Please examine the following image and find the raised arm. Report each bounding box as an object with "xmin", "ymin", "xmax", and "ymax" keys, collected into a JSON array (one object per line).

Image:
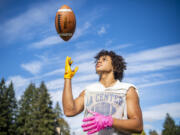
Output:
[{"xmin": 62, "ymin": 56, "xmax": 84, "ymax": 117}]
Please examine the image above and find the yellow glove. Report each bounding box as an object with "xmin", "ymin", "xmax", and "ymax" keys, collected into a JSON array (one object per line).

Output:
[{"xmin": 64, "ymin": 56, "xmax": 78, "ymax": 79}]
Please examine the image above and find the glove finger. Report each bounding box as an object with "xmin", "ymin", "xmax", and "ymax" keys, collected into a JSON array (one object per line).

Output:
[
  {"xmin": 87, "ymin": 128, "xmax": 98, "ymax": 135},
  {"xmin": 88, "ymin": 110, "xmax": 98, "ymax": 116},
  {"xmin": 65, "ymin": 56, "xmax": 72, "ymax": 65},
  {"xmin": 73, "ymin": 66, "xmax": 78, "ymax": 73},
  {"xmin": 70, "ymin": 60, "xmax": 73, "ymax": 65},
  {"xmin": 71, "ymin": 67, "xmax": 78, "ymax": 77},
  {"xmin": 83, "ymin": 116, "xmax": 95, "ymax": 122},
  {"xmin": 65, "ymin": 56, "xmax": 69, "ymax": 64},
  {"xmin": 68, "ymin": 57, "xmax": 73, "ymax": 65},
  {"xmin": 82, "ymin": 121, "xmax": 96, "ymax": 128},
  {"xmin": 83, "ymin": 124, "xmax": 97, "ymax": 132}
]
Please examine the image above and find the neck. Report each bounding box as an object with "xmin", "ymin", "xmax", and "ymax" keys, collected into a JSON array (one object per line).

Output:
[{"xmin": 99, "ymin": 72, "xmax": 116, "ymax": 88}]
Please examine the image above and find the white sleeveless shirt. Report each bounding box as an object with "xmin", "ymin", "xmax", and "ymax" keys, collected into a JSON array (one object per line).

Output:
[{"xmin": 84, "ymin": 80, "xmax": 138, "ymax": 135}]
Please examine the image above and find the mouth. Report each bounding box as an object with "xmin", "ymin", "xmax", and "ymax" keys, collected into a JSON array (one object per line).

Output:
[{"xmin": 96, "ymin": 64, "xmax": 102, "ymax": 68}]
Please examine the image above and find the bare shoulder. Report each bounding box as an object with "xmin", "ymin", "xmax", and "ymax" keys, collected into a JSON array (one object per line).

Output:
[
  {"xmin": 126, "ymin": 86, "xmax": 139, "ymax": 101},
  {"xmin": 79, "ymin": 90, "xmax": 85, "ymax": 97},
  {"xmin": 75, "ymin": 90, "xmax": 85, "ymax": 103}
]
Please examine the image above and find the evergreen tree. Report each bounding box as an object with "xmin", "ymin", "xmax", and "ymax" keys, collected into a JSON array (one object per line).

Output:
[
  {"xmin": 175, "ymin": 125, "xmax": 180, "ymax": 135},
  {"xmin": 36, "ymin": 82, "xmax": 56, "ymax": 135},
  {"xmin": 162, "ymin": 113, "xmax": 176, "ymax": 135},
  {"xmin": 0, "ymin": 78, "xmax": 8, "ymax": 135},
  {"xmin": 54, "ymin": 102, "xmax": 70, "ymax": 135},
  {"xmin": 17, "ymin": 81, "xmax": 70, "ymax": 135},
  {"xmin": 0, "ymin": 78, "xmax": 17, "ymax": 135},
  {"xmin": 54, "ymin": 102, "xmax": 63, "ymax": 118},
  {"xmin": 56, "ymin": 118, "xmax": 70, "ymax": 135},
  {"xmin": 149, "ymin": 129, "xmax": 158, "ymax": 135},
  {"xmin": 5, "ymin": 81, "xmax": 18, "ymax": 134},
  {"xmin": 17, "ymin": 83, "xmax": 36, "ymax": 135}
]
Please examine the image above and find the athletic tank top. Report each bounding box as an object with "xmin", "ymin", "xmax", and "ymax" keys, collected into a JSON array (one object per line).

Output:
[{"xmin": 84, "ymin": 80, "xmax": 138, "ymax": 135}]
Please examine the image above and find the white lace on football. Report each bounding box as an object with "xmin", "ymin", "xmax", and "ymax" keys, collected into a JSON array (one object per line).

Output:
[{"xmin": 58, "ymin": 9, "xmax": 72, "ymax": 12}]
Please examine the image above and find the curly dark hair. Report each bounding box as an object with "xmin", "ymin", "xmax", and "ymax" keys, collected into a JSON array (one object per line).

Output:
[{"xmin": 94, "ymin": 50, "xmax": 126, "ymax": 81}]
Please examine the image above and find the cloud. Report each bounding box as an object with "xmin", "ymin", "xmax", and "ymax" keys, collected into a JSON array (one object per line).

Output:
[
  {"xmin": 73, "ymin": 44, "xmax": 133, "ymax": 63},
  {"xmin": 0, "ymin": 0, "xmax": 87, "ymax": 42},
  {"xmin": 46, "ymin": 78, "xmax": 64, "ymax": 90},
  {"xmin": 138, "ymin": 78, "xmax": 180, "ymax": 88},
  {"xmin": 49, "ymin": 90, "xmax": 62, "ymax": 104},
  {"xmin": 42, "ymin": 68, "xmax": 64, "ymax": 77},
  {"xmin": 126, "ymin": 43, "xmax": 180, "ymax": 63},
  {"xmin": 20, "ymin": 54, "xmax": 63, "ymax": 76},
  {"xmin": 127, "ymin": 58, "xmax": 180, "ymax": 74},
  {"xmin": 124, "ymin": 73, "xmax": 164, "ymax": 85},
  {"xmin": 97, "ymin": 26, "xmax": 106, "ymax": 35},
  {"xmin": 6, "ymin": 76, "xmax": 30, "ymax": 99},
  {"xmin": 143, "ymin": 102, "xmax": 180, "ymax": 122},
  {"xmin": 73, "ymin": 50, "xmax": 100, "ymax": 62},
  {"xmin": 76, "ymin": 61, "xmax": 96, "ymax": 74},
  {"xmin": 21, "ymin": 61, "xmax": 43, "ymax": 75},
  {"xmin": 126, "ymin": 44, "xmax": 180, "ymax": 74},
  {"xmin": 111, "ymin": 44, "xmax": 133, "ymax": 51},
  {"xmin": 74, "ymin": 74, "xmax": 98, "ymax": 83},
  {"xmin": 74, "ymin": 40, "xmax": 95, "ymax": 49},
  {"xmin": 65, "ymin": 114, "xmax": 84, "ymax": 134},
  {"xmin": 72, "ymin": 22, "xmax": 91, "ymax": 40},
  {"xmin": 30, "ymin": 35, "xmax": 63, "ymax": 49},
  {"xmin": 29, "ymin": 18, "xmax": 95, "ymax": 49},
  {"xmin": 0, "ymin": 1, "xmax": 60, "ymax": 41},
  {"xmin": 7, "ymin": 75, "xmax": 29, "ymax": 89}
]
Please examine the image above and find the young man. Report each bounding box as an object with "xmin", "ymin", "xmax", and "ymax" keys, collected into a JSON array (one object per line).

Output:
[{"xmin": 62, "ymin": 50, "xmax": 143, "ymax": 135}]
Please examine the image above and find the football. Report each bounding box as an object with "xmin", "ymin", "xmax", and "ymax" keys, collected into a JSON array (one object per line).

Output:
[{"xmin": 55, "ymin": 5, "xmax": 76, "ymax": 41}]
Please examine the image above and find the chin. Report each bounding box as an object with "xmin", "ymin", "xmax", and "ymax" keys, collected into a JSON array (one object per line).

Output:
[
  {"xmin": 96, "ymin": 70, "xmax": 101, "ymax": 75},
  {"xmin": 96, "ymin": 70, "xmax": 106, "ymax": 75}
]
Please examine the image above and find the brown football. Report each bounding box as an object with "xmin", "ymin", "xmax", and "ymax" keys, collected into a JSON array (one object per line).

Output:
[{"xmin": 55, "ymin": 5, "xmax": 76, "ymax": 41}]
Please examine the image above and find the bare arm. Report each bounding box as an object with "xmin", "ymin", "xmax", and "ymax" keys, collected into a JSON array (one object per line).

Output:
[
  {"xmin": 62, "ymin": 78, "xmax": 85, "ymax": 117},
  {"xmin": 112, "ymin": 87, "xmax": 143, "ymax": 133}
]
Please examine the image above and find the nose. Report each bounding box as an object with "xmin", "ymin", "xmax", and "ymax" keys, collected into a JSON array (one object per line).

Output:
[{"xmin": 97, "ymin": 59, "xmax": 102, "ymax": 64}]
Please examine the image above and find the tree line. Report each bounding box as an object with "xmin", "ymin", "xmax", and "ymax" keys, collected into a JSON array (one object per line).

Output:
[{"xmin": 0, "ymin": 78, "xmax": 70, "ymax": 135}]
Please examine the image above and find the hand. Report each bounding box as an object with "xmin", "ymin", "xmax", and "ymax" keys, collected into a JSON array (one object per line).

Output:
[
  {"xmin": 64, "ymin": 56, "xmax": 78, "ymax": 79},
  {"xmin": 81, "ymin": 110, "xmax": 113, "ymax": 135}
]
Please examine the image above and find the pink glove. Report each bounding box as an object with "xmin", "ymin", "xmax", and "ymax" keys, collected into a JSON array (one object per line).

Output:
[{"xmin": 81, "ymin": 111, "xmax": 113, "ymax": 135}]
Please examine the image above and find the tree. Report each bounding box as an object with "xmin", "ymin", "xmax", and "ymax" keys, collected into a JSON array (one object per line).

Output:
[
  {"xmin": 54, "ymin": 102, "xmax": 63, "ymax": 118},
  {"xmin": 17, "ymin": 83, "xmax": 36, "ymax": 135},
  {"xmin": 0, "ymin": 78, "xmax": 8, "ymax": 135},
  {"xmin": 56, "ymin": 118, "xmax": 70, "ymax": 135},
  {"xmin": 175, "ymin": 125, "xmax": 180, "ymax": 135},
  {"xmin": 54, "ymin": 102, "xmax": 70, "ymax": 135},
  {"xmin": 17, "ymin": 82, "xmax": 57, "ymax": 135},
  {"xmin": 149, "ymin": 129, "xmax": 158, "ymax": 135},
  {"xmin": 162, "ymin": 113, "xmax": 177, "ymax": 135},
  {"xmin": 5, "ymin": 81, "xmax": 18, "ymax": 134},
  {"xmin": 35, "ymin": 82, "xmax": 56, "ymax": 135},
  {"xmin": 0, "ymin": 78, "xmax": 17, "ymax": 135}
]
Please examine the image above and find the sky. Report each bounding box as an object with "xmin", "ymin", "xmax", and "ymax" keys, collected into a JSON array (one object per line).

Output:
[{"xmin": 0, "ymin": 0, "xmax": 180, "ymax": 134}]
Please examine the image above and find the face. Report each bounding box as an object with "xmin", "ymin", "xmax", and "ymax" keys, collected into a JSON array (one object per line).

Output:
[{"xmin": 96, "ymin": 55, "xmax": 114, "ymax": 74}]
